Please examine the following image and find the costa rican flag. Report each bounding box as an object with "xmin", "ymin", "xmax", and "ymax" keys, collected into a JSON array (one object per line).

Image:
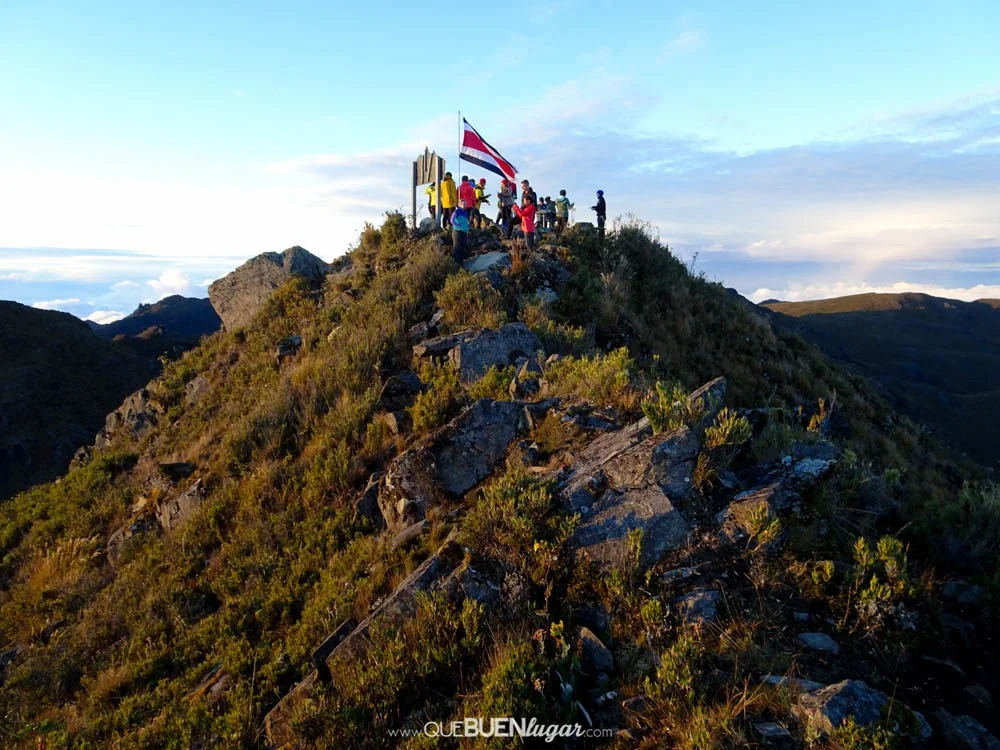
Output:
[{"xmin": 460, "ymin": 119, "xmax": 518, "ymax": 182}]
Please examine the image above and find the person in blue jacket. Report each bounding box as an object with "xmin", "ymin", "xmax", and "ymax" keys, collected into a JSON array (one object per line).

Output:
[{"xmin": 451, "ymin": 199, "xmax": 471, "ymax": 263}]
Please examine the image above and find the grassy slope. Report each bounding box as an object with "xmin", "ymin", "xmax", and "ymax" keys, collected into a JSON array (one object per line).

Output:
[{"xmin": 0, "ymin": 218, "xmax": 991, "ymax": 748}]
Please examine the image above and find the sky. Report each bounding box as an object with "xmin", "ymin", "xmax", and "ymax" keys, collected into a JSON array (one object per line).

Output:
[{"xmin": 1, "ymin": 1, "xmax": 999, "ymax": 323}]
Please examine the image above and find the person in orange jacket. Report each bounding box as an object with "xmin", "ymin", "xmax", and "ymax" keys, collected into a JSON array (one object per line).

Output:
[{"xmin": 512, "ymin": 193, "xmax": 538, "ymax": 251}]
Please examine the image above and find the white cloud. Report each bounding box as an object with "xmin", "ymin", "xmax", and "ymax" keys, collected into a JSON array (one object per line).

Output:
[
  {"xmin": 661, "ymin": 27, "xmax": 703, "ymax": 60},
  {"xmin": 749, "ymin": 281, "xmax": 1000, "ymax": 304},
  {"xmin": 86, "ymin": 309, "xmax": 125, "ymax": 324},
  {"xmin": 145, "ymin": 269, "xmax": 197, "ymax": 299},
  {"xmin": 32, "ymin": 297, "xmax": 82, "ymax": 310}
]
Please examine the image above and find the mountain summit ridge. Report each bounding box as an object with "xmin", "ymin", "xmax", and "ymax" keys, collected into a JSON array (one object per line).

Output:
[{"xmin": 0, "ymin": 217, "xmax": 995, "ymax": 747}]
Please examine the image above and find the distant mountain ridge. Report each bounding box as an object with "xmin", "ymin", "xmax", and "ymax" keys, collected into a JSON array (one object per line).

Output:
[
  {"xmin": 0, "ymin": 301, "xmax": 155, "ymax": 500},
  {"xmin": 90, "ymin": 295, "xmax": 221, "ymax": 342},
  {"xmin": 762, "ymin": 292, "xmax": 1000, "ymax": 467}
]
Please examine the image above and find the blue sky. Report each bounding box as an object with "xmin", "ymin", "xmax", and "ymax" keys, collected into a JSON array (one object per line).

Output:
[{"xmin": 2, "ymin": 0, "xmax": 999, "ymax": 322}]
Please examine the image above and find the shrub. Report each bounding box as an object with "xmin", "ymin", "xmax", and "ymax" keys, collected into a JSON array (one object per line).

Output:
[
  {"xmin": 544, "ymin": 347, "xmax": 638, "ymax": 412},
  {"xmin": 693, "ymin": 409, "xmax": 752, "ymax": 492},
  {"xmin": 643, "ymin": 380, "xmax": 698, "ymax": 434},
  {"xmin": 461, "ymin": 469, "xmax": 576, "ymax": 606},
  {"xmin": 467, "ymin": 365, "xmax": 515, "ymax": 401},
  {"xmin": 409, "ymin": 362, "xmax": 464, "ymax": 433},
  {"xmin": 434, "ymin": 271, "xmax": 507, "ymax": 330}
]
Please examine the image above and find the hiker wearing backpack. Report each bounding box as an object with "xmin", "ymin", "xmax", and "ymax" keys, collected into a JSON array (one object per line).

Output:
[
  {"xmin": 440, "ymin": 173, "xmax": 458, "ymax": 228},
  {"xmin": 555, "ymin": 190, "xmax": 574, "ymax": 235},
  {"xmin": 513, "ymin": 194, "xmax": 537, "ymax": 251}
]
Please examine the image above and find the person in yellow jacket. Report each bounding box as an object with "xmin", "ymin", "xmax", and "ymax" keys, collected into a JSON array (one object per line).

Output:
[
  {"xmin": 439, "ymin": 172, "xmax": 458, "ymax": 228},
  {"xmin": 424, "ymin": 182, "xmax": 437, "ymax": 219},
  {"xmin": 472, "ymin": 178, "xmax": 490, "ymax": 228}
]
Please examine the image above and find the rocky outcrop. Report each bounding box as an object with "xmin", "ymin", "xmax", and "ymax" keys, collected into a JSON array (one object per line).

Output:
[
  {"xmin": 556, "ymin": 378, "xmax": 726, "ymax": 570},
  {"xmin": 412, "ymin": 324, "xmax": 542, "ymax": 383},
  {"xmin": 94, "ymin": 388, "xmax": 162, "ymax": 450},
  {"xmin": 463, "ymin": 251, "xmax": 511, "ymax": 274},
  {"xmin": 156, "ymin": 479, "xmax": 205, "ymax": 533},
  {"xmin": 795, "ymin": 679, "xmax": 931, "ymax": 740},
  {"xmin": 208, "ymin": 246, "xmax": 329, "ymax": 330},
  {"xmin": 378, "ymin": 399, "xmax": 527, "ymax": 531},
  {"xmin": 675, "ymin": 589, "xmax": 722, "ymax": 626}
]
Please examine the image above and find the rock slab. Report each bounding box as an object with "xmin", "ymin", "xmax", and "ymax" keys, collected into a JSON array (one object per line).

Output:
[{"xmin": 208, "ymin": 246, "xmax": 328, "ymax": 330}]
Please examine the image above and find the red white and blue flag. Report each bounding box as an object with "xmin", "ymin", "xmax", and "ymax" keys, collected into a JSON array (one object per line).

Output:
[{"xmin": 460, "ymin": 119, "xmax": 517, "ymax": 182}]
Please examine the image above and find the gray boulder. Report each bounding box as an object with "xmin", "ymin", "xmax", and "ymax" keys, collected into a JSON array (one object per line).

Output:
[
  {"xmin": 687, "ymin": 376, "xmax": 728, "ymax": 432},
  {"xmin": 560, "ymin": 413, "xmax": 708, "ymax": 570},
  {"xmin": 448, "ymin": 323, "xmax": 542, "ymax": 382},
  {"xmin": 94, "ymin": 388, "xmax": 161, "ymax": 450},
  {"xmin": 675, "ymin": 589, "xmax": 722, "ymax": 626},
  {"xmin": 796, "ymin": 679, "xmax": 931, "ymax": 740},
  {"xmin": 353, "ymin": 472, "xmax": 385, "ymax": 529},
  {"xmin": 107, "ymin": 515, "xmax": 159, "ymax": 564},
  {"xmin": 184, "ymin": 374, "xmax": 211, "ymax": 406},
  {"xmin": 796, "ymin": 632, "xmax": 840, "ymax": 655},
  {"xmin": 156, "ymin": 479, "xmax": 205, "ymax": 533},
  {"xmin": 463, "ymin": 251, "xmax": 511, "ymax": 274},
  {"xmin": 208, "ymin": 246, "xmax": 328, "ymax": 330},
  {"xmin": 717, "ymin": 486, "xmax": 777, "ymax": 543},
  {"xmin": 577, "ymin": 626, "xmax": 614, "ymax": 674},
  {"xmin": 378, "ymin": 399, "xmax": 526, "ymax": 530},
  {"xmin": 434, "ymin": 399, "xmax": 527, "ymax": 495},
  {"xmin": 574, "ymin": 484, "xmax": 690, "ymax": 569}
]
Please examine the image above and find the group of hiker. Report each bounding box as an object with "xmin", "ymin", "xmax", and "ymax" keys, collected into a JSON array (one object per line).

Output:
[{"xmin": 425, "ymin": 172, "xmax": 607, "ymax": 262}]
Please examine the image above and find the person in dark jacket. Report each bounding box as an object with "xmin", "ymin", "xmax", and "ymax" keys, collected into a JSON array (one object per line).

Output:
[{"xmin": 591, "ymin": 189, "xmax": 606, "ymax": 236}]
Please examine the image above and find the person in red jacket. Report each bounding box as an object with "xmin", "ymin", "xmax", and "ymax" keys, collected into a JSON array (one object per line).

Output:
[
  {"xmin": 513, "ymin": 194, "xmax": 537, "ymax": 251},
  {"xmin": 458, "ymin": 176, "xmax": 477, "ymax": 219}
]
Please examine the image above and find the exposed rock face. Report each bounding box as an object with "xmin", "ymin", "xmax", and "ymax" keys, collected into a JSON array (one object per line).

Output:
[
  {"xmin": 106, "ymin": 515, "xmax": 159, "ymax": 564},
  {"xmin": 378, "ymin": 399, "xmax": 527, "ymax": 531},
  {"xmin": 796, "ymin": 632, "xmax": 840, "ymax": 655},
  {"xmin": 675, "ymin": 589, "xmax": 722, "ymax": 625},
  {"xmin": 156, "ymin": 479, "xmax": 205, "ymax": 533},
  {"xmin": 795, "ymin": 679, "xmax": 931, "ymax": 740},
  {"xmin": 553, "ymin": 378, "xmax": 726, "ymax": 570},
  {"xmin": 448, "ymin": 324, "xmax": 542, "ymax": 382},
  {"xmin": 575, "ymin": 484, "xmax": 691, "ymax": 570},
  {"xmin": 412, "ymin": 324, "xmax": 543, "ymax": 383},
  {"xmin": 208, "ymin": 246, "xmax": 329, "ymax": 330},
  {"xmin": 94, "ymin": 388, "xmax": 162, "ymax": 450},
  {"xmin": 577, "ymin": 626, "xmax": 614, "ymax": 674},
  {"xmin": 463, "ymin": 251, "xmax": 511, "ymax": 274}
]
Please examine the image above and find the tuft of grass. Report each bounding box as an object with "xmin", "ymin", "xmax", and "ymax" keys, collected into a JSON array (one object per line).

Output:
[
  {"xmin": 434, "ymin": 271, "xmax": 507, "ymax": 330},
  {"xmin": 544, "ymin": 347, "xmax": 639, "ymax": 412},
  {"xmin": 642, "ymin": 380, "xmax": 700, "ymax": 434},
  {"xmin": 467, "ymin": 365, "xmax": 515, "ymax": 402},
  {"xmin": 408, "ymin": 362, "xmax": 464, "ymax": 433}
]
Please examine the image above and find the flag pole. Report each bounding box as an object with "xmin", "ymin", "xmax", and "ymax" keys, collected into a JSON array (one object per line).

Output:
[{"xmin": 457, "ymin": 110, "xmax": 461, "ymax": 181}]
